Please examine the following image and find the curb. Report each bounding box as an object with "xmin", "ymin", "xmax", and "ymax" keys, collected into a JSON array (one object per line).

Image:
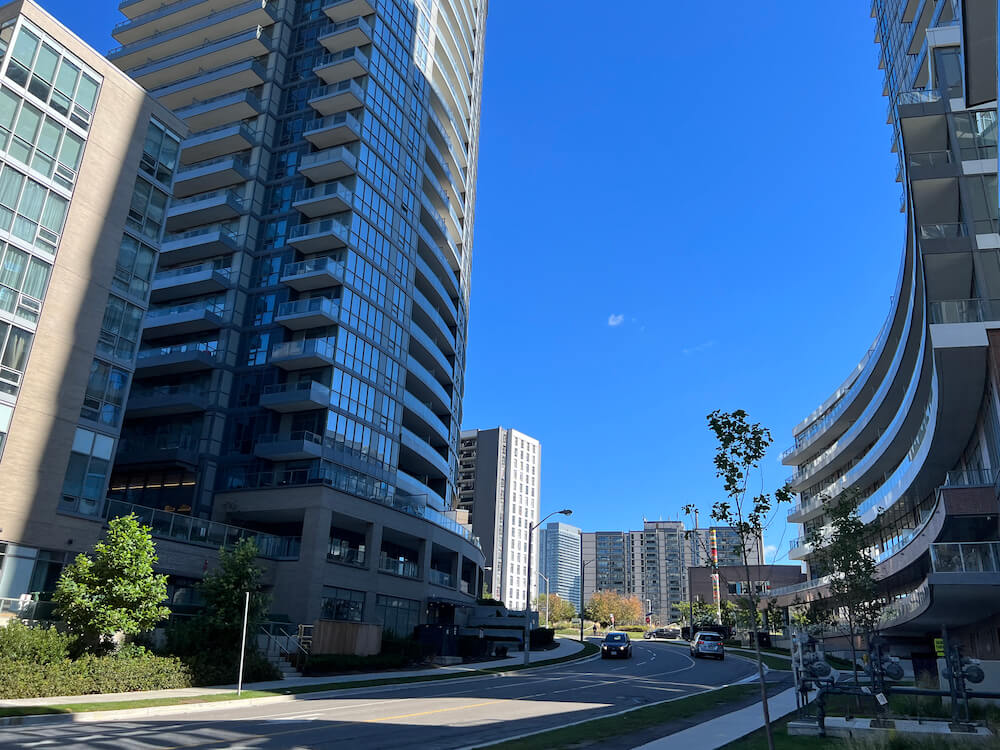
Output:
[{"xmin": 0, "ymin": 639, "xmax": 593, "ymax": 729}]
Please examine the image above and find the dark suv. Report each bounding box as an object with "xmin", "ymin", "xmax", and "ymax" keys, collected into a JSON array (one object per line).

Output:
[{"xmin": 601, "ymin": 631, "xmax": 632, "ymax": 659}]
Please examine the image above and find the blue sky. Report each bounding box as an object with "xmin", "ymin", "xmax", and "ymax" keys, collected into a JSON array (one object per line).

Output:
[{"xmin": 50, "ymin": 1, "xmax": 902, "ymax": 567}]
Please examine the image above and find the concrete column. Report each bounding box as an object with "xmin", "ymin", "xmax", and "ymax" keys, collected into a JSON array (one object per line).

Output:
[
  {"xmin": 290, "ymin": 505, "xmax": 332, "ymax": 625},
  {"xmin": 421, "ymin": 538, "xmax": 433, "ymax": 582},
  {"xmin": 367, "ymin": 521, "xmax": 383, "ymax": 572}
]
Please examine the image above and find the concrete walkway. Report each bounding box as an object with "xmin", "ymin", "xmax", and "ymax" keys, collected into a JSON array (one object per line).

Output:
[
  {"xmin": 0, "ymin": 636, "xmax": 586, "ymax": 709},
  {"xmin": 632, "ymin": 687, "xmax": 800, "ymax": 750}
]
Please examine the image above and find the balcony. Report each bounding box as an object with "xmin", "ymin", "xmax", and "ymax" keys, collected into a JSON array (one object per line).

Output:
[
  {"xmin": 260, "ymin": 380, "xmax": 331, "ymax": 412},
  {"xmin": 411, "ymin": 287, "xmax": 454, "ymax": 355},
  {"xmin": 429, "ymin": 569, "xmax": 455, "ymax": 588},
  {"xmin": 328, "ymin": 541, "xmax": 366, "ymax": 567},
  {"xmin": 313, "ymin": 47, "xmax": 369, "ymax": 86},
  {"xmin": 104, "ymin": 499, "xmax": 299, "ymax": 560},
  {"xmin": 409, "ymin": 319, "xmax": 453, "ymax": 378},
  {"xmin": 159, "ymin": 227, "xmax": 242, "ymax": 265},
  {"xmin": 288, "ymin": 217, "xmax": 350, "ymax": 253},
  {"xmin": 293, "ymin": 181, "xmax": 353, "ymax": 218},
  {"xmin": 906, "ymin": 149, "xmax": 957, "ymax": 179},
  {"xmin": 275, "ymin": 296, "xmax": 340, "ymax": 330},
  {"xmin": 378, "ymin": 554, "xmax": 420, "ymax": 579},
  {"xmin": 299, "ymin": 145, "xmax": 357, "ymax": 183},
  {"xmin": 127, "ymin": 27, "xmax": 271, "ymax": 91},
  {"xmin": 318, "ymin": 17, "xmax": 373, "ymax": 53},
  {"xmin": 114, "ymin": 0, "xmax": 263, "ymax": 41},
  {"xmin": 929, "ymin": 298, "xmax": 1000, "ymax": 324},
  {"xmin": 403, "ymin": 389, "xmax": 450, "ymax": 446},
  {"xmin": 308, "ymin": 79, "xmax": 364, "ymax": 116},
  {"xmin": 115, "ymin": 438, "xmax": 199, "ymax": 468},
  {"xmin": 416, "ymin": 223, "xmax": 459, "ymax": 300},
  {"xmin": 405, "ymin": 355, "xmax": 452, "ymax": 416},
  {"xmin": 322, "ymin": 0, "xmax": 375, "ymax": 22},
  {"xmin": 174, "ymin": 156, "xmax": 249, "ymax": 198},
  {"xmin": 414, "ymin": 253, "xmax": 458, "ymax": 327},
  {"xmin": 280, "ymin": 256, "xmax": 346, "ymax": 291},
  {"xmin": 165, "ymin": 190, "xmax": 245, "ymax": 232},
  {"xmin": 150, "ymin": 263, "xmax": 231, "ymax": 303},
  {"xmin": 303, "ymin": 112, "xmax": 362, "ymax": 149},
  {"xmin": 135, "ymin": 342, "xmax": 219, "ymax": 375},
  {"xmin": 174, "ymin": 90, "xmax": 262, "ymax": 132},
  {"xmin": 151, "ymin": 59, "xmax": 266, "ymax": 112},
  {"xmin": 181, "ymin": 122, "xmax": 255, "ymax": 165},
  {"xmin": 270, "ymin": 338, "xmax": 337, "ymax": 370},
  {"xmin": 126, "ymin": 384, "xmax": 210, "ymax": 417},
  {"xmin": 254, "ymin": 431, "xmax": 325, "ymax": 461},
  {"xmin": 400, "ymin": 425, "xmax": 449, "ymax": 479},
  {"xmin": 143, "ymin": 301, "xmax": 226, "ymax": 337},
  {"xmin": 109, "ymin": 0, "xmax": 276, "ymax": 70}
]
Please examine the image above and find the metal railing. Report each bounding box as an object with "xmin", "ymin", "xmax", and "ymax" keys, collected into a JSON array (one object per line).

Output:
[
  {"xmin": 105, "ymin": 499, "xmax": 300, "ymax": 559},
  {"xmin": 429, "ymin": 569, "xmax": 454, "ymax": 587},
  {"xmin": 259, "ymin": 623, "xmax": 310, "ymax": 661},
  {"xmin": 378, "ymin": 555, "xmax": 420, "ymax": 578},
  {"xmin": 931, "ymin": 542, "xmax": 1000, "ymax": 573}
]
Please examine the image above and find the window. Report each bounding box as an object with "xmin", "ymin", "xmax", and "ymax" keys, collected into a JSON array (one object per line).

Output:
[
  {"xmin": 0, "ymin": 86, "xmax": 84, "ymax": 188},
  {"xmin": 933, "ymin": 46, "xmax": 963, "ymax": 99},
  {"xmin": 126, "ymin": 177, "xmax": 168, "ymax": 241},
  {"xmin": 0, "ymin": 318, "xmax": 31, "ymax": 394},
  {"xmin": 139, "ymin": 120, "xmax": 180, "ymax": 185},
  {"xmin": 0, "ymin": 162, "xmax": 68, "ymax": 252},
  {"xmin": 375, "ymin": 594, "xmax": 420, "ymax": 637},
  {"xmin": 4, "ymin": 24, "xmax": 101, "ymax": 130},
  {"xmin": 0, "ymin": 401, "xmax": 10, "ymax": 458},
  {"xmin": 81, "ymin": 358, "xmax": 129, "ymax": 427},
  {"xmin": 0, "ymin": 240, "xmax": 48, "ymax": 323},
  {"xmin": 111, "ymin": 233, "xmax": 155, "ymax": 301},
  {"xmin": 97, "ymin": 294, "xmax": 143, "ymax": 361},
  {"xmin": 59, "ymin": 426, "xmax": 114, "ymax": 516},
  {"xmin": 321, "ymin": 586, "xmax": 364, "ymax": 622}
]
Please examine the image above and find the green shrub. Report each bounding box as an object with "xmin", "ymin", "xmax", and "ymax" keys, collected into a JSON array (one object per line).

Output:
[
  {"xmin": 0, "ymin": 621, "xmax": 74, "ymax": 664},
  {"xmin": 302, "ymin": 652, "xmax": 409, "ymax": 676},
  {"xmin": 180, "ymin": 649, "xmax": 279, "ymax": 686},
  {"xmin": 0, "ymin": 646, "xmax": 192, "ymax": 699},
  {"xmin": 619, "ymin": 626, "xmax": 645, "ymax": 633},
  {"xmin": 529, "ymin": 627, "xmax": 554, "ymax": 648}
]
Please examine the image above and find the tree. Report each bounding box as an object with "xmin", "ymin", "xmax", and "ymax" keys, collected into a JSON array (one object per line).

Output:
[
  {"xmin": 806, "ymin": 496, "xmax": 882, "ymax": 685},
  {"xmin": 585, "ymin": 590, "xmax": 644, "ymax": 627},
  {"xmin": 677, "ymin": 599, "xmax": 718, "ymax": 628},
  {"xmin": 684, "ymin": 409, "xmax": 793, "ymax": 750},
  {"xmin": 54, "ymin": 514, "xmax": 170, "ymax": 651},
  {"xmin": 534, "ymin": 593, "xmax": 576, "ymax": 624},
  {"xmin": 197, "ymin": 538, "xmax": 270, "ymax": 645}
]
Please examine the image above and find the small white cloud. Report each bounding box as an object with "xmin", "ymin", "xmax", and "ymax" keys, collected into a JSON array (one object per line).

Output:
[
  {"xmin": 608, "ymin": 313, "xmax": 625, "ymax": 327},
  {"xmin": 763, "ymin": 544, "xmax": 778, "ymax": 563},
  {"xmin": 681, "ymin": 340, "xmax": 716, "ymax": 355}
]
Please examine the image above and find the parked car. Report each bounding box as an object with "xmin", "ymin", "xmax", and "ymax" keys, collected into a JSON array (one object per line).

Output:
[
  {"xmin": 601, "ymin": 631, "xmax": 632, "ymax": 659},
  {"xmin": 644, "ymin": 627, "xmax": 680, "ymax": 640},
  {"xmin": 690, "ymin": 631, "xmax": 725, "ymax": 660}
]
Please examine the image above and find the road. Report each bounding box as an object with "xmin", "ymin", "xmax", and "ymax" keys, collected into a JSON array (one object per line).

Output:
[{"xmin": 0, "ymin": 640, "xmax": 757, "ymax": 749}]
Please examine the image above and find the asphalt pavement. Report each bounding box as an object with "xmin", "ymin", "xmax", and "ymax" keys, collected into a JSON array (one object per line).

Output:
[{"xmin": 0, "ymin": 639, "xmax": 757, "ymax": 749}]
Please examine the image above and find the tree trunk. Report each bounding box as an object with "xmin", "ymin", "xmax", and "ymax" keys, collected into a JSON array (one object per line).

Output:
[
  {"xmin": 848, "ymin": 614, "xmax": 860, "ymax": 685},
  {"xmin": 744, "ymin": 562, "xmax": 774, "ymax": 750}
]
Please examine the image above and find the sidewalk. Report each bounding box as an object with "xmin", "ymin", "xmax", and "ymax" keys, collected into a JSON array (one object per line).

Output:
[
  {"xmin": 632, "ymin": 687, "xmax": 799, "ymax": 750},
  {"xmin": 0, "ymin": 636, "xmax": 587, "ymax": 709}
]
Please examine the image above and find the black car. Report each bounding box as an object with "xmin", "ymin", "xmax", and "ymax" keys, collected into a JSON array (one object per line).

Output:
[
  {"xmin": 644, "ymin": 627, "xmax": 679, "ymax": 640},
  {"xmin": 601, "ymin": 631, "xmax": 632, "ymax": 659}
]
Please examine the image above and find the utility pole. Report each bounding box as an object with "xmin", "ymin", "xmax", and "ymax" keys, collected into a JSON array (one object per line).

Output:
[
  {"xmin": 237, "ymin": 591, "xmax": 249, "ymax": 696},
  {"xmin": 524, "ymin": 509, "xmax": 572, "ymax": 665}
]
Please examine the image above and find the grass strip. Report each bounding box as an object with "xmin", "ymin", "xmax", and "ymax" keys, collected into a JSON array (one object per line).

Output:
[
  {"xmin": 0, "ymin": 640, "xmax": 599, "ymax": 718},
  {"xmin": 476, "ymin": 683, "xmax": 760, "ymax": 750}
]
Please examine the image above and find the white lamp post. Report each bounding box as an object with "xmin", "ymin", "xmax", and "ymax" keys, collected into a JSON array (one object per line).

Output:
[{"xmin": 524, "ymin": 509, "xmax": 572, "ymax": 665}]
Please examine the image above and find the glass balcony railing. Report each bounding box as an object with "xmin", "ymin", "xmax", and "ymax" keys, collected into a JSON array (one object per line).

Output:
[
  {"xmin": 129, "ymin": 384, "xmax": 208, "ymax": 401},
  {"xmin": 879, "ymin": 581, "xmax": 929, "ymax": 626},
  {"xmin": 270, "ymin": 337, "xmax": 337, "ymax": 361},
  {"xmin": 378, "ymin": 555, "xmax": 420, "ymax": 578},
  {"xmin": 277, "ymin": 296, "xmax": 340, "ymax": 319},
  {"xmin": 153, "ymin": 263, "xmax": 232, "ymax": 283},
  {"xmin": 162, "ymin": 226, "xmax": 240, "ymax": 245},
  {"xmin": 310, "ymin": 79, "xmax": 364, "ymax": 103},
  {"xmin": 176, "ymin": 154, "xmax": 249, "ymax": 177},
  {"xmin": 105, "ymin": 499, "xmax": 300, "ymax": 560},
  {"xmin": 929, "ymin": 298, "xmax": 1000, "ymax": 324},
  {"xmin": 305, "ymin": 111, "xmax": 361, "ymax": 137},
  {"xmin": 293, "ymin": 180, "xmax": 353, "ymax": 206},
  {"xmin": 146, "ymin": 300, "xmax": 226, "ymax": 321},
  {"xmin": 919, "ymin": 222, "xmax": 968, "ymax": 240},
  {"xmin": 931, "ymin": 542, "xmax": 1000, "ymax": 573},
  {"xmin": 289, "ymin": 218, "xmax": 351, "ymax": 243},
  {"xmin": 429, "ymin": 569, "xmax": 454, "ymax": 587},
  {"xmin": 169, "ymin": 189, "xmax": 245, "ymax": 210},
  {"xmin": 137, "ymin": 340, "xmax": 219, "ymax": 360},
  {"xmin": 315, "ymin": 47, "xmax": 369, "ymax": 71},
  {"xmin": 768, "ymin": 574, "xmax": 833, "ymax": 598},
  {"xmin": 907, "ymin": 150, "xmax": 953, "ymax": 168},
  {"xmin": 281, "ymin": 256, "xmax": 345, "ymax": 280},
  {"xmin": 897, "ymin": 88, "xmax": 942, "ymax": 106},
  {"xmin": 328, "ymin": 539, "xmax": 365, "ymax": 567}
]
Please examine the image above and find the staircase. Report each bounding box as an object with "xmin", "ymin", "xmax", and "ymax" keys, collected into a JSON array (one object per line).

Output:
[
  {"xmin": 265, "ymin": 653, "xmax": 301, "ymax": 679},
  {"xmin": 259, "ymin": 623, "xmax": 312, "ymax": 679}
]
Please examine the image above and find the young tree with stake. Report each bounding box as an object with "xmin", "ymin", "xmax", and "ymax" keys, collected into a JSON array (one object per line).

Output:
[{"xmin": 684, "ymin": 409, "xmax": 792, "ymax": 750}]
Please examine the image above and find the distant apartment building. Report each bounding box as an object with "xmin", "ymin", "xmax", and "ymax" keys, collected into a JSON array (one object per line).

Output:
[
  {"xmin": 538, "ymin": 520, "xmax": 581, "ymax": 609},
  {"xmin": 0, "ymin": 0, "xmax": 185, "ymax": 599},
  {"xmin": 582, "ymin": 520, "xmax": 763, "ymax": 623},
  {"xmin": 458, "ymin": 427, "xmax": 540, "ymax": 608}
]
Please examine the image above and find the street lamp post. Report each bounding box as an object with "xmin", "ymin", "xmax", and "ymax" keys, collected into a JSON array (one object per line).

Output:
[
  {"xmin": 580, "ymin": 554, "xmax": 593, "ymax": 643},
  {"xmin": 524, "ymin": 509, "xmax": 572, "ymax": 665},
  {"xmin": 538, "ymin": 572, "xmax": 550, "ymax": 627}
]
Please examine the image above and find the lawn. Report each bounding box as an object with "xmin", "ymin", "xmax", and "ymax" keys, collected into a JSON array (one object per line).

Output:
[
  {"xmin": 477, "ymin": 683, "xmax": 760, "ymax": 750},
  {"xmin": 0, "ymin": 641, "xmax": 599, "ymax": 719}
]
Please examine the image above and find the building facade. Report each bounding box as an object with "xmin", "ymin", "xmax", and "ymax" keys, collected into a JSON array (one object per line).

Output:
[
  {"xmin": 457, "ymin": 426, "xmax": 540, "ymax": 608},
  {"xmin": 581, "ymin": 521, "xmax": 759, "ymax": 624},
  {"xmin": 538, "ymin": 520, "xmax": 580, "ymax": 610},
  {"xmin": 0, "ymin": 0, "xmax": 185, "ymax": 600},
  {"xmin": 775, "ymin": 0, "xmax": 998, "ymax": 662}
]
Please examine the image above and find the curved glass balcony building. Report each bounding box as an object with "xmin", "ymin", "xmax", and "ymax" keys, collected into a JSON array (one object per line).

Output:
[{"xmin": 776, "ymin": 0, "xmax": 999, "ymax": 659}]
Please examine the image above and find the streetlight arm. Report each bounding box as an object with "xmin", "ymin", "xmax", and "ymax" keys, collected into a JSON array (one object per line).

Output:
[{"xmin": 525, "ymin": 509, "xmax": 572, "ymax": 665}]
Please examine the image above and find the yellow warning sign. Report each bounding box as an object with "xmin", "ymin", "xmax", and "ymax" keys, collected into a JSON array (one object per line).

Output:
[{"xmin": 934, "ymin": 638, "xmax": 945, "ymax": 657}]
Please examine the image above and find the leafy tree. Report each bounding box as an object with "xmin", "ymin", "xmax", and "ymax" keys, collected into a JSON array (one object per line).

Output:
[
  {"xmin": 197, "ymin": 538, "xmax": 270, "ymax": 644},
  {"xmin": 806, "ymin": 496, "xmax": 882, "ymax": 684},
  {"xmin": 676, "ymin": 599, "xmax": 718, "ymax": 628},
  {"xmin": 684, "ymin": 409, "xmax": 793, "ymax": 750},
  {"xmin": 534, "ymin": 593, "xmax": 576, "ymax": 624},
  {"xmin": 585, "ymin": 590, "xmax": 644, "ymax": 627},
  {"xmin": 54, "ymin": 514, "xmax": 170, "ymax": 651}
]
